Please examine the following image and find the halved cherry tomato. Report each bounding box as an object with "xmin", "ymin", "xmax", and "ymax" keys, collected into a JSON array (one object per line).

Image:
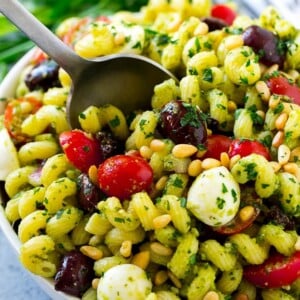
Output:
[
  {"xmin": 267, "ymin": 76, "xmax": 300, "ymax": 106},
  {"xmin": 59, "ymin": 129, "xmax": 103, "ymax": 173},
  {"xmin": 4, "ymin": 97, "xmax": 42, "ymax": 143},
  {"xmin": 98, "ymin": 154, "xmax": 153, "ymax": 199},
  {"xmin": 211, "ymin": 4, "xmax": 237, "ymax": 25},
  {"xmin": 244, "ymin": 251, "xmax": 300, "ymax": 288},
  {"xmin": 202, "ymin": 134, "xmax": 232, "ymax": 160},
  {"xmin": 31, "ymin": 48, "xmax": 48, "ymax": 64},
  {"xmin": 228, "ymin": 139, "xmax": 271, "ymax": 160}
]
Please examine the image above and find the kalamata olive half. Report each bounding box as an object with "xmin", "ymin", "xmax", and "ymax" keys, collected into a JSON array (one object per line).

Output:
[
  {"xmin": 158, "ymin": 100, "xmax": 207, "ymax": 146},
  {"xmin": 242, "ymin": 25, "xmax": 285, "ymax": 69},
  {"xmin": 25, "ymin": 59, "xmax": 62, "ymax": 91},
  {"xmin": 202, "ymin": 17, "xmax": 228, "ymax": 31},
  {"xmin": 54, "ymin": 250, "xmax": 94, "ymax": 297},
  {"xmin": 77, "ymin": 173, "xmax": 102, "ymax": 212}
]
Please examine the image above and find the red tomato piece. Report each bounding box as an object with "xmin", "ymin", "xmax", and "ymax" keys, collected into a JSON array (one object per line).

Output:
[
  {"xmin": 98, "ymin": 154, "xmax": 153, "ymax": 199},
  {"xmin": 59, "ymin": 130, "xmax": 103, "ymax": 173},
  {"xmin": 228, "ymin": 139, "xmax": 271, "ymax": 160},
  {"xmin": 267, "ymin": 76, "xmax": 300, "ymax": 106},
  {"xmin": 31, "ymin": 48, "xmax": 48, "ymax": 64},
  {"xmin": 211, "ymin": 4, "xmax": 237, "ymax": 25},
  {"xmin": 244, "ymin": 251, "xmax": 300, "ymax": 288},
  {"xmin": 202, "ymin": 134, "xmax": 232, "ymax": 160},
  {"xmin": 4, "ymin": 97, "xmax": 42, "ymax": 143}
]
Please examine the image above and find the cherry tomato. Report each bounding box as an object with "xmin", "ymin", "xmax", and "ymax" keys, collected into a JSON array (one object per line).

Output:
[
  {"xmin": 62, "ymin": 17, "xmax": 90, "ymax": 45},
  {"xmin": 228, "ymin": 139, "xmax": 271, "ymax": 160},
  {"xmin": 202, "ymin": 134, "xmax": 232, "ymax": 160},
  {"xmin": 267, "ymin": 76, "xmax": 300, "ymax": 106},
  {"xmin": 31, "ymin": 48, "xmax": 48, "ymax": 64},
  {"xmin": 59, "ymin": 130, "xmax": 103, "ymax": 173},
  {"xmin": 211, "ymin": 4, "xmax": 237, "ymax": 25},
  {"xmin": 244, "ymin": 251, "xmax": 300, "ymax": 288},
  {"xmin": 4, "ymin": 97, "xmax": 42, "ymax": 143},
  {"xmin": 98, "ymin": 154, "xmax": 153, "ymax": 199}
]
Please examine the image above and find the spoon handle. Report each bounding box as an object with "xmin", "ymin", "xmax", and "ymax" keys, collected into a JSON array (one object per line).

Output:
[{"xmin": 0, "ymin": 0, "xmax": 83, "ymax": 78}]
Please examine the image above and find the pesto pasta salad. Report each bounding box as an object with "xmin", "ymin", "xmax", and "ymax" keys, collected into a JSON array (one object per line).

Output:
[{"xmin": 1, "ymin": 1, "xmax": 300, "ymax": 299}]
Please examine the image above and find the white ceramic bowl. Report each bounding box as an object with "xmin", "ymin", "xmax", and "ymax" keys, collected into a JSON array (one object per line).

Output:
[{"xmin": 0, "ymin": 49, "xmax": 77, "ymax": 300}]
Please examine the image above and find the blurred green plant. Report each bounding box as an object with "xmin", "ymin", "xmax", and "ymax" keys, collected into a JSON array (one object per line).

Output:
[{"xmin": 0, "ymin": 0, "xmax": 148, "ymax": 81}]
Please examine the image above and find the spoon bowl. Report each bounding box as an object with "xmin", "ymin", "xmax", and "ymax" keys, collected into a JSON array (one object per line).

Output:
[{"xmin": 0, "ymin": 0, "xmax": 176, "ymax": 128}]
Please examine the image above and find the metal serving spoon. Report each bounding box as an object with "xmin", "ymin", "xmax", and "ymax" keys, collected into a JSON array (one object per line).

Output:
[{"xmin": 0, "ymin": 0, "xmax": 176, "ymax": 128}]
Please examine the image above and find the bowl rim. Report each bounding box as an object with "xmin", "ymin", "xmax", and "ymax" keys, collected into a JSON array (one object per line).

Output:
[{"xmin": 0, "ymin": 49, "xmax": 77, "ymax": 300}]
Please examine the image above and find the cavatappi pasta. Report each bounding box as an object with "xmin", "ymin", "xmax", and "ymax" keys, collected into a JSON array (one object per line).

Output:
[{"xmin": 1, "ymin": 1, "xmax": 300, "ymax": 300}]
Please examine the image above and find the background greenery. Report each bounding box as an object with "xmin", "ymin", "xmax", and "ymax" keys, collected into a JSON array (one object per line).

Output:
[{"xmin": 0, "ymin": 0, "xmax": 148, "ymax": 81}]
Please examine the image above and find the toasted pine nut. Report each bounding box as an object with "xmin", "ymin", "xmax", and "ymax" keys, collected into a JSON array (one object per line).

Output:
[
  {"xmin": 120, "ymin": 240, "xmax": 132, "ymax": 258},
  {"xmin": 272, "ymin": 130, "xmax": 284, "ymax": 148},
  {"xmin": 92, "ymin": 278, "xmax": 100, "ymax": 289},
  {"xmin": 294, "ymin": 236, "xmax": 300, "ymax": 251},
  {"xmin": 154, "ymin": 270, "xmax": 169, "ymax": 286},
  {"xmin": 255, "ymin": 80, "xmax": 270, "ymax": 102},
  {"xmin": 270, "ymin": 161, "xmax": 281, "ymax": 173},
  {"xmin": 228, "ymin": 100, "xmax": 237, "ymax": 112},
  {"xmin": 114, "ymin": 32, "xmax": 125, "ymax": 45},
  {"xmin": 80, "ymin": 245, "xmax": 103, "ymax": 260},
  {"xmin": 153, "ymin": 214, "xmax": 172, "ymax": 229},
  {"xmin": 167, "ymin": 271, "xmax": 182, "ymax": 288},
  {"xmin": 150, "ymin": 242, "xmax": 173, "ymax": 256},
  {"xmin": 290, "ymin": 146, "xmax": 300, "ymax": 162},
  {"xmin": 277, "ymin": 144, "xmax": 291, "ymax": 165},
  {"xmin": 172, "ymin": 144, "xmax": 198, "ymax": 158},
  {"xmin": 268, "ymin": 95, "xmax": 281, "ymax": 110},
  {"xmin": 207, "ymin": 128, "xmax": 213, "ymax": 136},
  {"xmin": 229, "ymin": 154, "xmax": 241, "ymax": 169},
  {"xmin": 194, "ymin": 22, "xmax": 209, "ymax": 36},
  {"xmin": 288, "ymin": 69, "xmax": 299, "ymax": 81},
  {"xmin": 201, "ymin": 158, "xmax": 221, "ymax": 170},
  {"xmin": 150, "ymin": 139, "xmax": 165, "ymax": 152},
  {"xmin": 20, "ymin": 101, "xmax": 34, "ymax": 114},
  {"xmin": 203, "ymin": 291, "xmax": 219, "ymax": 300},
  {"xmin": 283, "ymin": 162, "xmax": 299, "ymax": 176},
  {"xmin": 275, "ymin": 112, "xmax": 288, "ymax": 130},
  {"xmin": 282, "ymin": 102, "xmax": 294, "ymax": 114},
  {"xmin": 88, "ymin": 165, "xmax": 98, "ymax": 185},
  {"xmin": 256, "ymin": 110, "xmax": 265, "ymax": 120},
  {"xmin": 140, "ymin": 145, "xmax": 153, "ymax": 159},
  {"xmin": 155, "ymin": 176, "xmax": 168, "ymax": 190},
  {"xmin": 263, "ymin": 64, "xmax": 279, "ymax": 77},
  {"xmin": 220, "ymin": 152, "xmax": 230, "ymax": 168},
  {"xmin": 235, "ymin": 293, "xmax": 249, "ymax": 300},
  {"xmin": 225, "ymin": 35, "xmax": 244, "ymax": 50},
  {"xmin": 239, "ymin": 206, "xmax": 255, "ymax": 222},
  {"xmin": 131, "ymin": 251, "xmax": 150, "ymax": 269},
  {"xmin": 188, "ymin": 159, "xmax": 202, "ymax": 177}
]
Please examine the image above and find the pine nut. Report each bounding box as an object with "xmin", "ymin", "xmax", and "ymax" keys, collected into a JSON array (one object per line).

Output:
[
  {"xmin": 80, "ymin": 245, "xmax": 103, "ymax": 260},
  {"xmin": 154, "ymin": 270, "xmax": 169, "ymax": 286},
  {"xmin": 255, "ymin": 80, "xmax": 270, "ymax": 102},
  {"xmin": 131, "ymin": 251, "xmax": 150, "ymax": 269},
  {"xmin": 150, "ymin": 242, "xmax": 173, "ymax": 256},
  {"xmin": 146, "ymin": 293, "xmax": 158, "ymax": 300},
  {"xmin": 275, "ymin": 112, "xmax": 288, "ymax": 130},
  {"xmin": 150, "ymin": 139, "xmax": 166, "ymax": 152},
  {"xmin": 235, "ymin": 293, "xmax": 249, "ymax": 300},
  {"xmin": 194, "ymin": 22, "xmax": 209, "ymax": 36},
  {"xmin": 272, "ymin": 130, "xmax": 284, "ymax": 148},
  {"xmin": 92, "ymin": 278, "xmax": 100, "ymax": 289},
  {"xmin": 203, "ymin": 291, "xmax": 219, "ymax": 300},
  {"xmin": 167, "ymin": 271, "xmax": 182, "ymax": 288},
  {"xmin": 228, "ymin": 100, "xmax": 237, "ymax": 112},
  {"xmin": 220, "ymin": 152, "xmax": 230, "ymax": 168},
  {"xmin": 268, "ymin": 95, "xmax": 280, "ymax": 110},
  {"xmin": 277, "ymin": 144, "xmax": 291, "ymax": 165},
  {"xmin": 263, "ymin": 64, "xmax": 279, "ymax": 77},
  {"xmin": 140, "ymin": 145, "xmax": 153, "ymax": 159},
  {"xmin": 120, "ymin": 240, "xmax": 132, "ymax": 258},
  {"xmin": 282, "ymin": 102, "xmax": 293, "ymax": 114},
  {"xmin": 229, "ymin": 154, "xmax": 241, "ymax": 169},
  {"xmin": 114, "ymin": 32, "xmax": 125, "ymax": 45},
  {"xmin": 20, "ymin": 101, "xmax": 34, "ymax": 114},
  {"xmin": 239, "ymin": 206, "xmax": 255, "ymax": 222},
  {"xmin": 188, "ymin": 159, "xmax": 202, "ymax": 177},
  {"xmin": 270, "ymin": 161, "xmax": 281, "ymax": 173},
  {"xmin": 256, "ymin": 110, "xmax": 265, "ymax": 120},
  {"xmin": 155, "ymin": 176, "xmax": 168, "ymax": 190},
  {"xmin": 88, "ymin": 165, "xmax": 98, "ymax": 185},
  {"xmin": 294, "ymin": 236, "xmax": 300, "ymax": 251},
  {"xmin": 172, "ymin": 144, "xmax": 198, "ymax": 158},
  {"xmin": 283, "ymin": 162, "xmax": 299, "ymax": 176},
  {"xmin": 201, "ymin": 158, "xmax": 221, "ymax": 170},
  {"xmin": 288, "ymin": 69, "xmax": 299, "ymax": 81},
  {"xmin": 153, "ymin": 214, "xmax": 172, "ymax": 229},
  {"xmin": 225, "ymin": 35, "xmax": 244, "ymax": 50},
  {"xmin": 207, "ymin": 128, "xmax": 213, "ymax": 136}
]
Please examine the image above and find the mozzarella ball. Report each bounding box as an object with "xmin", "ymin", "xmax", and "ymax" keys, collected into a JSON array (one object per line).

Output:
[
  {"xmin": 187, "ymin": 166, "xmax": 240, "ymax": 226},
  {"xmin": 97, "ymin": 264, "xmax": 152, "ymax": 300}
]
